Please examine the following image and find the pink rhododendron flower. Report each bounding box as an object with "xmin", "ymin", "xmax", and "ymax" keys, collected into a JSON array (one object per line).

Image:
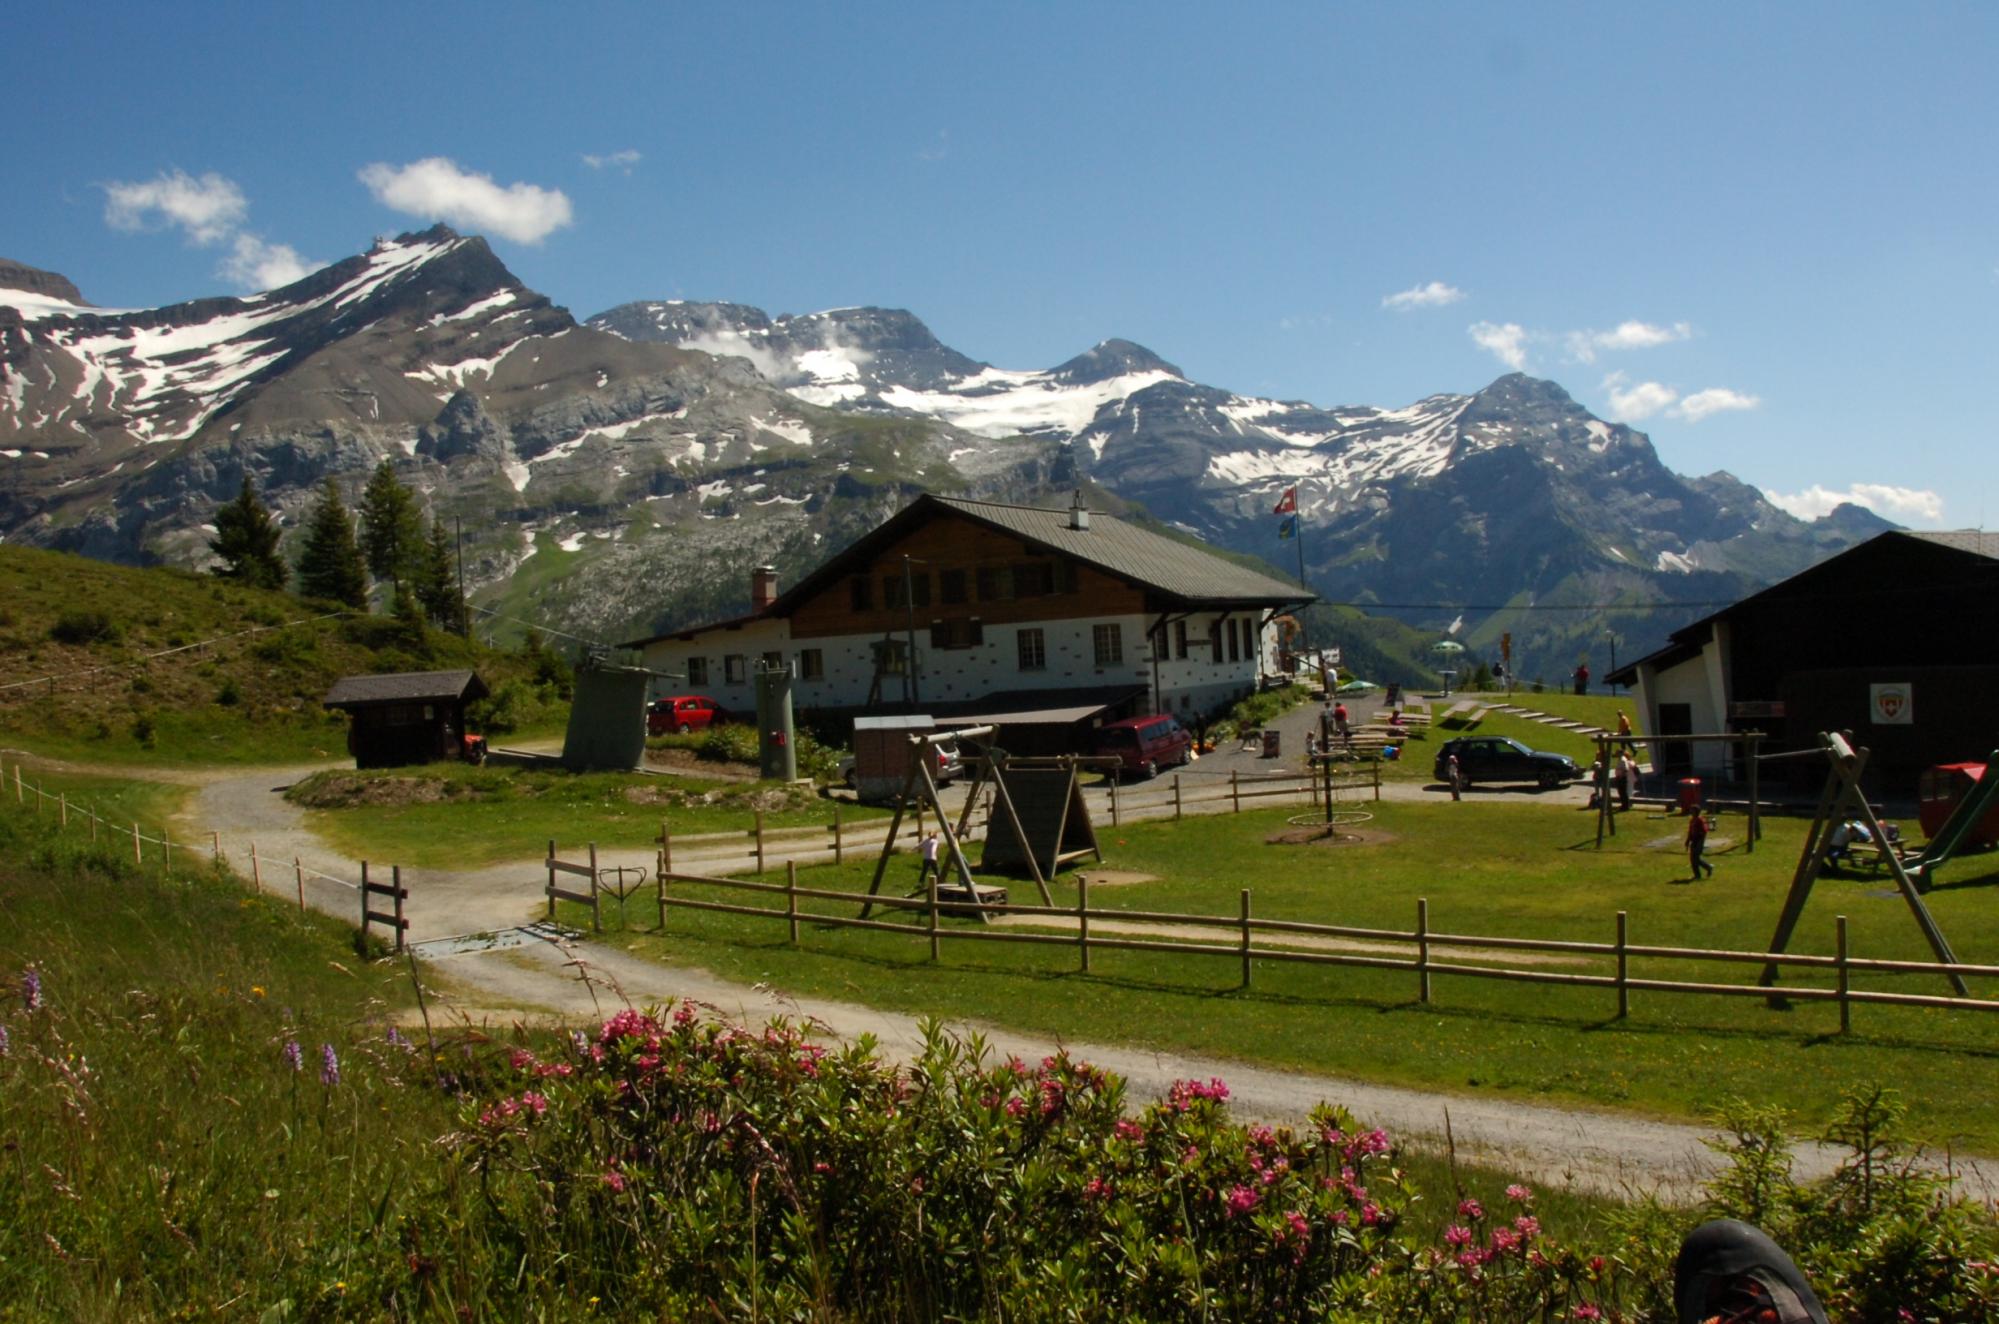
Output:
[
  {"xmin": 1445, "ymin": 1224, "xmax": 1474, "ymax": 1247},
  {"xmin": 1224, "ymin": 1185, "xmax": 1259, "ymax": 1217},
  {"xmin": 1458, "ymin": 1198, "xmax": 1484, "ymax": 1221},
  {"xmin": 1505, "ymin": 1183, "xmax": 1533, "ymax": 1202}
]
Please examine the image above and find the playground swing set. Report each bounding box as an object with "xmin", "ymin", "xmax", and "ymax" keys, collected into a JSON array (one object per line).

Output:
[
  {"xmin": 1757, "ymin": 731, "xmax": 1999, "ymax": 1001},
  {"xmin": 857, "ymin": 726, "xmax": 1103, "ymax": 923}
]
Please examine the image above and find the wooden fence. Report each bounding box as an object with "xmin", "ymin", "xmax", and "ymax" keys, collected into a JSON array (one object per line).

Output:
[
  {"xmin": 651, "ymin": 864, "xmax": 1999, "ymax": 1031},
  {"xmin": 653, "ymin": 764, "xmax": 1382, "ymax": 878},
  {"xmin": 5, "ymin": 761, "xmax": 410, "ymax": 952}
]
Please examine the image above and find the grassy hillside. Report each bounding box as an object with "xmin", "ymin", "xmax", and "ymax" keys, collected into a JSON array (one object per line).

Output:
[{"xmin": 0, "ymin": 546, "xmax": 566, "ymax": 766}]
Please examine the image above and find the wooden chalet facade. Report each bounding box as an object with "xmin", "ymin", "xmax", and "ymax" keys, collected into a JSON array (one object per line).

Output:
[
  {"xmin": 624, "ymin": 494, "xmax": 1313, "ymax": 736},
  {"xmin": 1607, "ymin": 530, "xmax": 1999, "ymax": 789},
  {"xmin": 322, "ymin": 669, "xmax": 489, "ymax": 769}
]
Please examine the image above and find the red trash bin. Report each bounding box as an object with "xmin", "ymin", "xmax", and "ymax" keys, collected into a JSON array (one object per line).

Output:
[
  {"xmin": 1677, "ymin": 777, "xmax": 1703, "ymax": 813},
  {"xmin": 1261, "ymin": 729, "xmax": 1281, "ymax": 759}
]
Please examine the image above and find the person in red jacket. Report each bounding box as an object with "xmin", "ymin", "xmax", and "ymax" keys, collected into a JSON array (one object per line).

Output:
[{"xmin": 1685, "ymin": 808, "xmax": 1715, "ymax": 879}]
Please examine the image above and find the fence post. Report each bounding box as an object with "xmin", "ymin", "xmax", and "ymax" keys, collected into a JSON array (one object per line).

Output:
[
  {"xmin": 547, "ymin": 839, "xmax": 557, "ymax": 921},
  {"xmin": 1417, "ymin": 898, "xmax": 1431, "ymax": 1004},
  {"xmin": 133, "ymin": 821, "xmax": 142, "ymax": 866},
  {"xmin": 294, "ymin": 857, "xmax": 305, "ymax": 912},
  {"xmin": 1109, "ymin": 775, "xmax": 1120, "ymax": 827},
  {"xmin": 787, "ymin": 860, "xmax": 800, "ymax": 946},
  {"xmin": 1836, "ymin": 914, "xmax": 1850, "ymax": 1034},
  {"xmin": 34, "ymin": 781, "xmax": 42, "ymax": 813},
  {"xmin": 833, "ymin": 803, "xmax": 844, "ymax": 864},
  {"xmin": 1239, "ymin": 889, "xmax": 1253, "ymax": 988},
  {"xmin": 251, "ymin": 841, "xmax": 262, "ymax": 891},
  {"xmin": 1173, "ymin": 774, "xmax": 1182, "ymax": 822},
  {"xmin": 1373, "ymin": 757, "xmax": 1381, "ymax": 801},
  {"xmin": 90, "ymin": 807, "xmax": 97, "ymax": 843},
  {"xmin": 659, "ymin": 817, "xmax": 672, "ymax": 876},
  {"xmin": 12, "ymin": 765, "xmax": 20, "ymax": 803},
  {"xmin": 927, "ymin": 875, "xmax": 941, "ymax": 962},
  {"xmin": 755, "ymin": 810, "xmax": 766, "ymax": 875},
  {"xmin": 1078, "ymin": 874, "xmax": 1091, "ymax": 974},
  {"xmin": 589, "ymin": 843, "xmax": 602, "ymax": 934},
  {"xmin": 361, "ymin": 861, "xmax": 372, "ymax": 942},
  {"xmin": 1616, "ymin": 910, "xmax": 1629, "ymax": 1020},
  {"xmin": 393, "ymin": 865, "xmax": 406, "ymax": 953},
  {"xmin": 1231, "ymin": 769, "xmax": 1241, "ymax": 814},
  {"xmin": 163, "ymin": 830, "xmax": 173, "ymax": 877},
  {"xmin": 59, "ymin": 793, "xmax": 66, "ymax": 827},
  {"xmin": 211, "ymin": 830, "xmax": 220, "ymax": 861}
]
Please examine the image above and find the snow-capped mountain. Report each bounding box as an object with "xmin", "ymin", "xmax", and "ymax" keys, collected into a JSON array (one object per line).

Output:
[{"xmin": 0, "ymin": 236, "xmax": 1885, "ymax": 680}]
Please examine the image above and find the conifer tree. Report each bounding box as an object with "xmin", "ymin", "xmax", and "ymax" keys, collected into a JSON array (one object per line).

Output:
[
  {"xmin": 415, "ymin": 518, "xmax": 464, "ymax": 633},
  {"xmin": 208, "ymin": 475, "xmax": 287, "ymax": 590},
  {"xmin": 294, "ymin": 478, "xmax": 368, "ymax": 608},
  {"xmin": 358, "ymin": 460, "xmax": 422, "ymax": 592}
]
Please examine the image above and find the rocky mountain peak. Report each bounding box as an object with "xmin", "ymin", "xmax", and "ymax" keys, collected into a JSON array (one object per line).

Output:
[
  {"xmin": 1048, "ymin": 338, "xmax": 1182, "ymax": 385},
  {"xmin": 0, "ymin": 258, "xmax": 85, "ymax": 304}
]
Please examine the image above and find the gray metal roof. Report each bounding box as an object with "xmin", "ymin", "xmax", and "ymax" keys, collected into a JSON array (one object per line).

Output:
[
  {"xmin": 930, "ymin": 496, "xmax": 1309, "ymax": 606},
  {"xmin": 1909, "ymin": 530, "xmax": 1999, "ymax": 560},
  {"xmin": 322, "ymin": 669, "xmax": 488, "ymax": 708}
]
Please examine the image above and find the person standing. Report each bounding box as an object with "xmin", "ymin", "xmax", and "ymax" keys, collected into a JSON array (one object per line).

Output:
[
  {"xmin": 1616, "ymin": 751, "xmax": 1635, "ymax": 810},
  {"xmin": 1686, "ymin": 809, "xmax": 1715, "ymax": 879},
  {"xmin": 917, "ymin": 829, "xmax": 942, "ymax": 887},
  {"xmin": 1332, "ymin": 701, "xmax": 1351, "ymax": 751},
  {"xmin": 1446, "ymin": 753, "xmax": 1464, "ymax": 801},
  {"xmin": 1574, "ymin": 662, "xmax": 1591, "ymax": 696}
]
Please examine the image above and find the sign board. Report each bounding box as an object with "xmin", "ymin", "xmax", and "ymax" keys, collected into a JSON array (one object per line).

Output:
[
  {"xmin": 1869, "ymin": 683, "xmax": 1914, "ymax": 725},
  {"xmin": 1728, "ymin": 700, "xmax": 1787, "ymax": 720}
]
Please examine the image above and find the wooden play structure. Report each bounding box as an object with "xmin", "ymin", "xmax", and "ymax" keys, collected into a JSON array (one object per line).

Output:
[
  {"xmin": 857, "ymin": 728, "xmax": 1103, "ymax": 922},
  {"xmin": 1591, "ymin": 729, "xmax": 1765, "ymax": 849},
  {"xmin": 1758, "ymin": 731, "xmax": 1970, "ymax": 998}
]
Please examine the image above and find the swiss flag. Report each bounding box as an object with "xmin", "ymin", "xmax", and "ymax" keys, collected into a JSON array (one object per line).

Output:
[{"xmin": 1272, "ymin": 486, "xmax": 1297, "ymax": 516}]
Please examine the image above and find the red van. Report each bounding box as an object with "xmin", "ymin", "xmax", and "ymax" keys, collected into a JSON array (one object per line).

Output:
[{"xmin": 1091, "ymin": 714, "xmax": 1193, "ymax": 780}]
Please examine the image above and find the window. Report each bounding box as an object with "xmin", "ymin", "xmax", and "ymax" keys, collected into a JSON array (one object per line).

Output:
[
  {"xmin": 1173, "ymin": 620, "xmax": 1188, "ymax": 660},
  {"xmin": 1013, "ymin": 560, "xmax": 1053, "ymax": 598},
  {"xmin": 1093, "ymin": 623, "xmax": 1123, "ymax": 667},
  {"xmin": 798, "ymin": 648, "xmax": 824, "ymax": 681},
  {"xmin": 939, "ymin": 568, "xmax": 967, "ymax": 605},
  {"xmin": 762, "ymin": 650, "xmax": 784, "ymax": 672},
  {"xmin": 977, "ymin": 565, "xmax": 1012, "ymax": 601},
  {"xmin": 1017, "ymin": 628, "xmax": 1045, "ymax": 671},
  {"xmin": 724, "ymin": 654, "xmax": 746, "ymax": 684},
  {"xmin": 929, "ymin": 618, "xmax": 984, "ymax": 650},
  {"xmin": 1242, "ymin": 618, "xmax": 1258, "ymax": 660},
  {"xmin": 1207, "ymin": 620, "xmax": 1222, "ymax": 657},
  {"xmin": 883, "ymin": 571, "xmax": 932, "ymax": 611},
  {"xmin": 1226, "ymin": 619, "xmax": 1240, "ymax": 662},
  {"xmin": 871, "ymin": 639, "xmax": 907, "ymax": 675},
  {"xmin": 1055, "ymin": 561, "xmax": 1078, "ymax": 593},
  {"xmin": 849, "ymin": 577, "xmax": 872, "ymax": 612},
  {"xmin": 687, "ymin": 657, "xmax": 709, "ymax": 686}
]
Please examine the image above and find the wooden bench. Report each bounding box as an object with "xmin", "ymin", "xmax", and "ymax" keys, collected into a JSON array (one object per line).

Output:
[{"xmin": 1438, "ymin": 700, "xmax": 1479, "ymax": 728}]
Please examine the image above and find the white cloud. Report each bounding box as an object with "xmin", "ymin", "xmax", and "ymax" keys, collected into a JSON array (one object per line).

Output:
[
  {"xmin": 1766, "ymin": 483, "xmax": 1944, "ymax": 526},
  {"xmin": 1382, "ymin": 280, "xmax": 1465, "ymax": 311},
  {"xmin": 103, "ymin": 169, "xmax": 247, "ymax": 244},
  {"xmin": 582, "ymin": 149, "xmax": 642, "ymax": 173},
  {"xmin": 1602, "ymin": 372, "xmax": 1679, "ymax": 421},
  {"xmin": 1674, "ymin": 386, "xmax": 1761, "ymax": 422},
  {"xmin": 1468, "ymin": 321, "xmax": 1529, "ymax": 370},
  {"xmin": 358, "ymin": 157, "xmax": 574, "ymax": 244},
  {"xmin": 220, "ymin": 234, "xmax": 319, "ymax": 291},
  {"xmin": 1568, "ymin": 320, "xmax": 1692, "ymax": 363}
]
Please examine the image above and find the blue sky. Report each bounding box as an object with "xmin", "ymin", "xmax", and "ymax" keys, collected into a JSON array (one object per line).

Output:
[{"xmin": 7, "ymin": 3, "xmax": 1994, "ymax": 528}]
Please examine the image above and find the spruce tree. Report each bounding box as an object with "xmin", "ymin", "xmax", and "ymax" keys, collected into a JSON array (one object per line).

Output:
[
  {"xmin": 415, "ymin": 518, "xmax": 464, "ymax": 633},
  {"xmin": 208, "ymin": 475, "xmax": 287, "ymax": 590},
  {"xmin": 294, "ymin": 478, "xmax": 368, "ymax": 608},
  {"xmin": 358, "ymin": 460, "xmax": 422, "ymax": 592}
]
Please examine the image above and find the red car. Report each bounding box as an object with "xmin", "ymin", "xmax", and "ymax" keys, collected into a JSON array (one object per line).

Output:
[{"xmin": 648, "ymin": 695, "xmax": 729, "ymax": 735}]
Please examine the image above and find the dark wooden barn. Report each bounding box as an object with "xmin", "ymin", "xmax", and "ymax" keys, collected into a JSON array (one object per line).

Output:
[
  {"xmin": 1609, "ymin": 531, "xmax": 1999, "ymax": 793},
  {"xmin": 322, "ymin": 669, "xmax": 489, "ymax": 769}
]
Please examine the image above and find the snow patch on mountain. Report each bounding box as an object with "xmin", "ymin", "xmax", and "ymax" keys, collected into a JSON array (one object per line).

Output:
[{"xmin": 881, "ymin": 368, "xmax": 1176, "ymax": 439}]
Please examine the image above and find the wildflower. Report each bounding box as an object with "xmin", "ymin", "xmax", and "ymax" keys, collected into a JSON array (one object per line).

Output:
[
  {"xmin": 1224, "ymin": 1185, "xmax": 1260, "ymax": 1217},
  {"xmin": 1004, "ymin": 1096, "xmax": 1026, "ymax": 1118},
  {"xmin": 1114, "ymin": 1119, "xmax": 1144, "ymax": 1141},
  {"xmin": 1166, "ymin": 1077, "xmax": 1230, "ymax": 1111},
  {"xmin": 22, "ymin": 967, "xmax": 42, "ymax": 1012},
  {"xmin": 1082, "ymin": 1176, "xmax": 1112, "ymax": 1200},
  {"xmin": 1490, "ymin": 1227, "xmax": 1521, "ymax": 1254},
  {"xmin": 520, "ymin": 1091, "xmax": 548, "ymax": 1117},
  {"xmin": 319, "ymin": 1043, "xmax": 340, "ymax": 1086},
  {"xmin": 1573, "ymin": 1307, "xmax": 1601, "ymax": 1321},
  {"xmin": 602, "ymin": 1170, "xmax": 627, "ymax": 1193},
  {"xmin": 909, "ymin": 1176, "xmax": 925, "ymax": 1194},
  {"xmin": 1505, "ymin": 1182, "xmax": 1533, "ymax": 1202},
  {"xmin": 599, "ymin": 1009, "xmax": 659, "ymax": 1046},
  {"xmin": 812, "ymin": 1161, "xmax": 832, "ymax": 1174},
  {"xmin": 1514, "ymin": 1214, "xmax": 1541, "ymax": 1239},
  {"xmin": 386, "ymin": 1026, "xmax": 413, "ymax": 1052},
  {"xmin": 283, "ymin": 1039, "xmax": 303, "ymax": 1072},
  {"xmin": 1445, "ymin": 1224, "xmax": 1474, "ymax": 1247},
  {"xmin": 0, "ymin": 1024, "xmax": 8, "ymax": 1056},
  {"xmin": 1457, "ymin": 1197, "xmax": 1484, "ymax": 1221},
  {"xmin": 251, "ymin": 985, "xmax": 266, "ymax": 998}
]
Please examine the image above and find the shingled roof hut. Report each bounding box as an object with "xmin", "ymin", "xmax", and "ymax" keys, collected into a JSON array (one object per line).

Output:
[{"xmin": 322, "ymin": 669, "xmax": 489, "ymax": 769}]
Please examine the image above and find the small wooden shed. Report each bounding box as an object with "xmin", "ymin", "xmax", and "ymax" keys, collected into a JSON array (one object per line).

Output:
[{"xmin": 322, "ymin": 669, "xmax": 489, "ymax": 769}]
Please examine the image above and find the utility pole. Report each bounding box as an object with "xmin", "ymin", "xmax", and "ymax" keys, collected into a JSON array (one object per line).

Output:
[{"xmin": 902, "ymin": 555, "xmax": 923, "ymax": 707}]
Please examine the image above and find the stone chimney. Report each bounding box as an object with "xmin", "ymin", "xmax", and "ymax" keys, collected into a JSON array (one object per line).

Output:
[
  {"xmin": 1068, "ymin": 489, "xmax": 1090, "ymax": 532},
  {"xmin": 751, "ymin": 565, "xmax": 779, "ymax": 610}
]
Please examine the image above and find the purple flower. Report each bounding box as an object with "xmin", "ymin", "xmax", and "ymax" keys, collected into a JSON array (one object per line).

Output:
[
  {"xmin": 283, "ymin": 1039, "xmax": 303, "ymax": 1072},
  {"xmin": 0, "ymin": 1024, "xmax": 10, "ymax": 1057},
  {"xmin": 21, "ymin": 967, "xmax": 42, "ymax": 1013},
  {"xmin": 386, "ymin": 1026, "xmax": 413, "ymax": 1053},
  {"xmin": 320, "ymin": 1043, "xmax": 340, "ymax": 1086}
]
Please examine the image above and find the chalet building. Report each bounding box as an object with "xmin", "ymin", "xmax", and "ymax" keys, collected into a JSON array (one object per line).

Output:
[
  {"xmin": 623, "ymin": 493, "xmax": 1313, "ymax": 737},
  {"xmin": 1606, "ymin": 530, "xmax": 1999, "ymax": 789},
  {"xmin": 322, "ymin": 669, "xmax": 488, "ymax": 769}
]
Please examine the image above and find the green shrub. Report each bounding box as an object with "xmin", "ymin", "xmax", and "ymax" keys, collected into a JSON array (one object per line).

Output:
[
  {"xmin": 697, "ymin": 722, "xmax": 758, "ymax": 764},
  {"xmin": 49, "ymin": 610, "xmax": 120, "ymax": 646}
]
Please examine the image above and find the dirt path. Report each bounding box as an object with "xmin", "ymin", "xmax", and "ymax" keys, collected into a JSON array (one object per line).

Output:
[{"xmin": 19, "ymin": 748, "xmax": 1991, "ymax": 1204}]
